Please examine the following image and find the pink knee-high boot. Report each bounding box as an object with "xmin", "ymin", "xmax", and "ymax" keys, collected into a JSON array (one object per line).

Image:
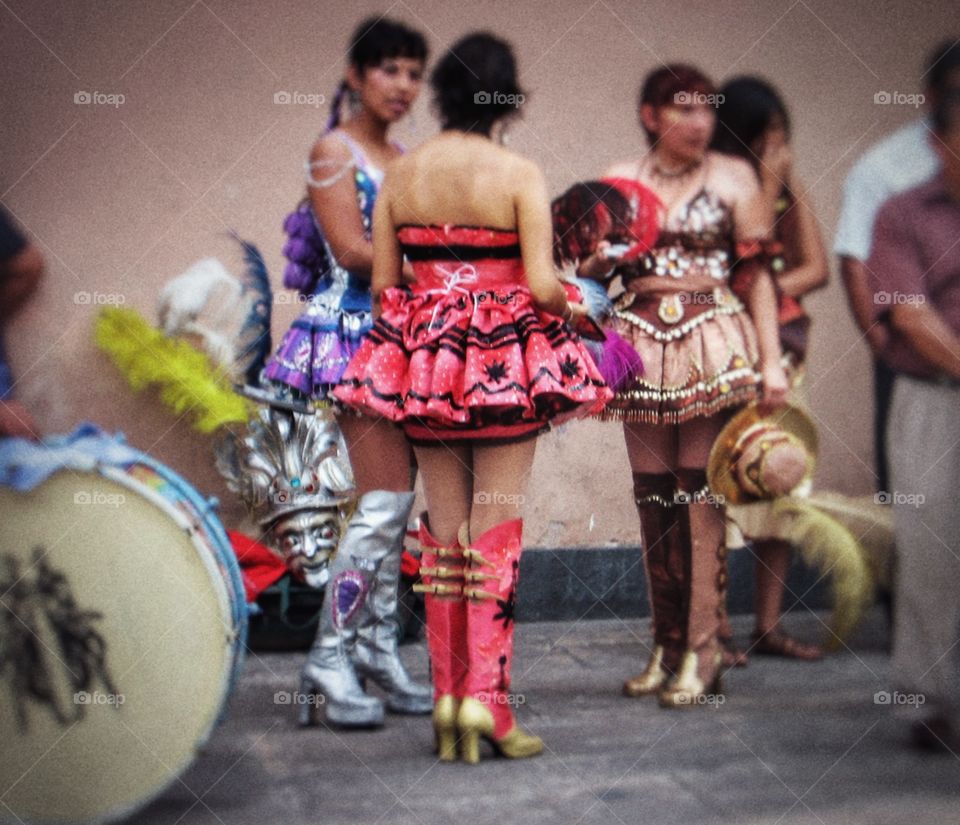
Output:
[
  {"xmin": 413, "ymin": 516, "xmax": 467, "ymax": 761},
  {"xmin": 456, "ymin": 519, "xmax": 543, "ymax": 764}
]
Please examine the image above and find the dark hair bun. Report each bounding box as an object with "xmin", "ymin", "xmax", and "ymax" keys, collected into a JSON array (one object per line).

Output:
[{"xmin": 430, "ymin": 32, "xmax": 524, "ymax": 135}]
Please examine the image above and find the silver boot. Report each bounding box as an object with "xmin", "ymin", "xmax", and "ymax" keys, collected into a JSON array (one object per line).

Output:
[
  {"xmin": 350, "ymin": 491, "xmax": 433, "ymax": 715},
  {"xmin": 299, "ymin": 492, "xmax": 395, "ymax": 728}
]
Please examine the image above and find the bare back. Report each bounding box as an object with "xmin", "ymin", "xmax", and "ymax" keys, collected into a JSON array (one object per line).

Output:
[
  {"xmin": 385, "ymin": 132, "xmax": 526, "ymax": 229},
  {"xmin": 372, "ymin": 131, "xmax": 565, "ymax": 314}
]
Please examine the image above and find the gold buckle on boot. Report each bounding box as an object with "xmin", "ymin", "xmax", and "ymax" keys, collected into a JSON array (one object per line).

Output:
[
  {"xmin": 418, "ymin": 566, "xmax": 464, "ymax": 579},
  {"xmin": 413, "ymin": 582, "xmax": 463, "ymax": 596},
  {"xmin": 462, "ymin": 548, "xmax": 496, "ymax": 567}
]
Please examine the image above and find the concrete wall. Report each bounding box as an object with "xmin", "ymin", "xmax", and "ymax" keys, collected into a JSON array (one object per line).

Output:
[{"xmin": 1, "ymin": 0, "xmax": 949, "ymax": 546}]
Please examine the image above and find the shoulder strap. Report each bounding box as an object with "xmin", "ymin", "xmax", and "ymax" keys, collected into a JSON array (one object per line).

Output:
[{"xmin": 305, "ymin": 130, "xmax": 360, "ymax": 189}]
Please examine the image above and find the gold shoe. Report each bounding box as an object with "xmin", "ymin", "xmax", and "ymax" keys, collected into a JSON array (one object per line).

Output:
[
  {"xmin": 433, "ymin": 694, "xmax": 459, "ymax": 762},
  {"xmin": 456, "ymin": 696, "xmax": 543, "ymax": 764},
  {"xmin": 623, "ymin": 645, "xmax": 669, "ymax": 697},
  {"xmin": 658, "ymin": 650, "xmax": 722, "ymax": 709}
]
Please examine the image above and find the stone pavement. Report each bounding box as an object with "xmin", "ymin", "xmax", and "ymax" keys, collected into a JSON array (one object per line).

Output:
[{"xmin": 135, "ymin": 609, "xmax": 959, "ymax": 825}]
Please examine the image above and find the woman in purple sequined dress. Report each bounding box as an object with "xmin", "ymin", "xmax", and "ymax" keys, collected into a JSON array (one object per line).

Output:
[{"xmin": 265, "ymin": 18, "xmax": 435, "ymax": 729}]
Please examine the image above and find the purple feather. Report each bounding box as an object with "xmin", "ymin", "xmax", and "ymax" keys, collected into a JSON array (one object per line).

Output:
[
  {"xmin": 282, "ymin": 209, "xmax": 302, "ymax": 235},
  {"xmin": 596, "ymin": 330, "xmax": 643, "ymax": 393},
  {"xmin": 283, "ymin": 261, "xmax": 315, "ymax": 292},
  {"xmin": 280, "ymin": 201, "xmax": 332, "ymax": 297},
  {"xmin": 282, "ymin": 237, "xmax": 315, "ymax": 264}
]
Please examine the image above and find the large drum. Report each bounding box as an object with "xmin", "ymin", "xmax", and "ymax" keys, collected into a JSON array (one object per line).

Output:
[{"xmin": 0, "ymin": 428, "xmax": 247, "ymax": 824}]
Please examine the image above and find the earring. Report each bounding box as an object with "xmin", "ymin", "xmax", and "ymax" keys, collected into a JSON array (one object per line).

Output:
[{"xmin": 348, "ymin": 89, "xmax": 361, "ymax": 116}]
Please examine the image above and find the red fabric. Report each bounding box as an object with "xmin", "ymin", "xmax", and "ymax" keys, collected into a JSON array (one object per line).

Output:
[
  {"xmin": 601, "ymin": 177, "xmax": 663, "ymax": 257},
  {"xmin": 562, "ymin": 281, "xmax": 583, "ymax": 303},
  {"xmin": 228, "ymin": 529, "xmax": 286, "ymax": 603},
  {"xmin": 778, "ymin": 293, "xmax": 806, "ymax": 325},
  {"xmin": 418, "ymin": 520, "xmax": 467, "ymax": 700},
  {"xmin": 463, "ymin": 518, "xmax": 524, "ymax": 739},
  {"xmin": 401, "ymin": 549, "xmax": 420, "ymax": 578},
  {"xmin": 396, "ymin": 223, "xmax": 521, "ymax": 249},
  {"xmin": 334, "ymin": 225, "xmax": 612, "ymax": 441}
]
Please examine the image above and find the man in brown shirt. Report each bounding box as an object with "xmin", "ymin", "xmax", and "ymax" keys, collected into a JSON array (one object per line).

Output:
[{"xmin": 867, "ymin": 90, "xmax": 960, "ymax": 753}]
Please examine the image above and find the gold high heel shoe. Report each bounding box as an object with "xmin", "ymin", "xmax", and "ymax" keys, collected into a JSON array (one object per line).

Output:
[
  {"xmin": 658, "ymin": 650, "xmax": 723, "ymax": 709},
  {"xmin": 433, "ymin": 694, "xmax": 460, "ymax": 762},
  {"xmin": 623, "ymin": 645, "xmax": 669, "ymax": 697},
  {"xmin": 456, "ymin": 696, "xmax": 543, "ymax": 764}
]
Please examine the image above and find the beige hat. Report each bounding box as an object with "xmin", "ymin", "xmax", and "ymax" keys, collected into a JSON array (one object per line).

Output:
[{"xmin": 708, "ymin": 402, "xmax": 817, "ymax": 505}]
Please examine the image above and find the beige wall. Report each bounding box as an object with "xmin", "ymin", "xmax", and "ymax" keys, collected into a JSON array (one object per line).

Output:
[{"xmin": 1, "ymin": 0, "xmax": 950, "ymax": 546}]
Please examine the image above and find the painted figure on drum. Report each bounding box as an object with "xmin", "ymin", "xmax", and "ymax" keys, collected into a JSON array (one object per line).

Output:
[{"xmin": 1, "ymin": 547, "xmax": 119, "ymax": 732}]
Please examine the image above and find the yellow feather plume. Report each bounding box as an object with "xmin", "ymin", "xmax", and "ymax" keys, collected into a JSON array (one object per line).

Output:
[
  {"xmin": 767, "ymin": 497, "xmax": 875, "ymax": 649},
  {"xmin": 95, "ymin": 307, "xmax": 254, "ymax": 433}
]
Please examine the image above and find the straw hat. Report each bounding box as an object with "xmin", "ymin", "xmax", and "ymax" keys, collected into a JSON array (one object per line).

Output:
[{"xmin": 708, "ymin": 402, "xmax": 817, "ymax": 505}]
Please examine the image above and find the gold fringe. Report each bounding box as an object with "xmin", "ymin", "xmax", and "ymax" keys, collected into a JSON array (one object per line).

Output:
[{"xmin": 597, "ymin": 384, "xmax": 760, "ymax": 425}]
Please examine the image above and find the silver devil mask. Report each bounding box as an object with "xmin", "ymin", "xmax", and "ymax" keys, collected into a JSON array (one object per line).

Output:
[{"xmin": 216, "ymin": 406, "xmax": 355, "ymax": 588}]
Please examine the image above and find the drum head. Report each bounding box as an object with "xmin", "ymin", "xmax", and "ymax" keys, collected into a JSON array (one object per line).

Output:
[{"xmin": 0, "ymin": 468, "xmax": 237, "ymax": 824}]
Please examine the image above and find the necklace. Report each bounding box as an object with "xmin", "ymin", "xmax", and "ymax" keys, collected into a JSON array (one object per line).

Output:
[{"xmin": 650, "ymin": 155, "xmax": 702, "ymax": 180}]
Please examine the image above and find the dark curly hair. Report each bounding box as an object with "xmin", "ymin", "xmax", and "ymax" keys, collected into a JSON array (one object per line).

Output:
[
  {"xmin": 430, "ymin": 32, "xmax": 525, "ymax": 135},
  {"xmin": 328, "ymin": 17, "xmax": 428, "ymax": 129}
]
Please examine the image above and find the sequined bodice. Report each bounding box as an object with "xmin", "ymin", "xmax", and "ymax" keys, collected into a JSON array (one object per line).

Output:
[
  {"xmin": 397, "ymin": 224, "xmax": 525, "ymax": 291},
  {"xmin": 639, "ymin": 188, "xmax": 735, "ymax": 282},
  {"xmin": 352, "ymin": 161, "xmax": 382, "ymax": 237}
]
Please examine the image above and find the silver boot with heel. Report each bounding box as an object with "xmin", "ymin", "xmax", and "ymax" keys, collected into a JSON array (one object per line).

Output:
[{"xmin": 299, "ymin": 490, "xmax": 431, "ymax": 727}]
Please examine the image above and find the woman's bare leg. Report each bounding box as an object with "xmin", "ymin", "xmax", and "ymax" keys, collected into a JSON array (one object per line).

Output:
[
  {"xmin": 752, "ymin": 538, "xmax": 823, "ymax": 659},
  {"xmin": 412, "ymin": 442, "xmax": 473, "ymax": 546},
  {"xmin": 339, "ymin": 413, "xmax": 414, "ymax": 493},
  {"xmin": 623, "ymin": 421, "xmax": 677, "ymax": 475},
  {"xmin": 675, "ymin": 414, "xmax": 726, "ymax": 472},
  {"xmin": 470, "ymin": 438, "xmax": 537, "ymax": 538},
  {"xmin": 754, "ymin": 539, "xmax": 792, "ymax": 633}
]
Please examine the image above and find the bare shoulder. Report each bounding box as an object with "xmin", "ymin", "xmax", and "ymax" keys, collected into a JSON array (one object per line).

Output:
[
  {"xmin": 506, "ymin": 152, "xmax": 545, "ymax": 183},
  {"xmin": 604, "ymin": 160, "xmax": 639, "ymax": 179},
  {"xmin": 308, "ymin": 131, "xmax": 353, "ymax": 164},
  {"xmin": 708, "ymin": 152, "xmax": 755, "ymax": 186},
  {"xmin": 384, "ymin": 149, "xmax": 416, "ymax": 178},
  {"xmin": 706, "ymin": 153, "xmax": 760, "ymax": 207}
]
